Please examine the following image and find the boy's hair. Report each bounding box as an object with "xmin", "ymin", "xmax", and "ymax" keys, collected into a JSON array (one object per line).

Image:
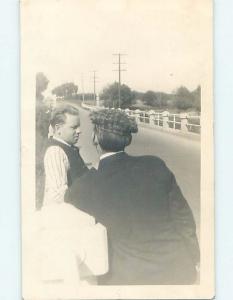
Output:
[{"xmin": 50, "ymin": 105, "xmax": 79, "ymax": 129}]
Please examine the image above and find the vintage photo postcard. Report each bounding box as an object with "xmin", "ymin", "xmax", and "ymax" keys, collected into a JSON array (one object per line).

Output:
[{"xmin": 21, "ymin": 0, "xmax": 214, "ymax": 299}]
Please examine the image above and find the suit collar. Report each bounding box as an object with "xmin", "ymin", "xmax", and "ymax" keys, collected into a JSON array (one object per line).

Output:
[
  {"xmin": 52, "ymin": 136, "xmax": 71, "ymax": 147},
  {"xmin": 49, "ymin": 137, "xmax": 79, "ymax": 152},
  {"xmin": 100, "ymin": 151, "xmax": 124, "ymax": 161},
  {"xmin": 98, "ymin": 151, "xmax": 127, "ymax": 171}
]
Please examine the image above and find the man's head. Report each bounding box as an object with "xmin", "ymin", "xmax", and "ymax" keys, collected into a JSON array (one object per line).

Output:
[
  {"xmin": 90, "ymin": 109, "xmax": 138, "ymax": 152},
  {"xmin": 50, "ymin": 105, "xmax": 81, "ymax": 145}
]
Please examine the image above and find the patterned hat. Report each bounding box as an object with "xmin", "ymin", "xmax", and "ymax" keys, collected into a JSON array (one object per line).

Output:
[{"xmin": 90, "ymin": 109, "xmax": 138, "ymax": 136}]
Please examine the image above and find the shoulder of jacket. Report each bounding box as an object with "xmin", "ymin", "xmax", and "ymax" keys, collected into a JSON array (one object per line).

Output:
[
  {"xmin": 70, "ymin": 168, "xmax": 97, "ymax": 191},
  {"xmin": 131, "ymin": 154, "xmax": 166, "ymax": 165}
]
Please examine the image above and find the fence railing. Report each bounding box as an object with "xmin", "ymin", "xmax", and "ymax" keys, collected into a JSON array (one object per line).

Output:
[
  {"xmin": 124, "ymin": 109, "xmax": 201, "ymax": 134},
  {"xmin": 81, "ymin": 103, "xmax": 201, "ymax": 135}
]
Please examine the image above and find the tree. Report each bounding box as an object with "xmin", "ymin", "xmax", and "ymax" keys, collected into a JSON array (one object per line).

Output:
[
  {"xmin": 36, "ymin": 72, "xmax": 49, "ymax": 102},
  {"xmin": 52, "ymin": 82, "xmax": 78, "ymax": 99},
  {"xmin": 176, "ymin": 86, "xmax": 191, "ymax": 97},
  {"xmin": 35, "ymin": 72, "xmax": 51, "ymax": 140},
  {"xmin": 35, "ymin": 72, "xmax": 50, "ymax": 209},
  {"xmin": 100, "ymin": 82, "xmax": 135, "ymax": 108},
  {"xmin": 35, "ymin": 72, "xmax": 51, "ymax": 139},
  {"xmin": 191, "ymin": 85, "xmax": 201, "ymax": 112},
  {"xmin": 142, "ymin": 91, "xmax": 159, "ymax": 107},
  {"xmin": 173, "ymin": 86, "xmax": 194, "ymax": 110},
  {"xmin": 142, "ymin": 91, "xmax": 170, "ymax": 108},
  {"xmin": 132, "ymin": 90, "xmax": 144, "ymax": 100}
]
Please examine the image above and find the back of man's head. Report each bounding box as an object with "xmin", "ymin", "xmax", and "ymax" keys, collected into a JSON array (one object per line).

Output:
[{"xmin": 90, "ymin": 109, "xmax": 138, "ymax": 152}]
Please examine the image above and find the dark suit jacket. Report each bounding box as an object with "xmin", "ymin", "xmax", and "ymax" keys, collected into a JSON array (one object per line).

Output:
[{"xmin": 66, "ymin": 152, "xmax": 199, "ymax": 285}]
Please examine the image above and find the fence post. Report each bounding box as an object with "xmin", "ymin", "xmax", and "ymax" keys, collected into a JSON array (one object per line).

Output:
[
  {"xmin": 180, "ymin": 113, "xmax": 189, "ymax": 132},
  {"xmin": 149, "ymin": 114, "xmax": 155, "ymax": 126},
  {"xmin": 125, "ymin": 108, "xmax": 130, "ymax": 116},
  {"xmin": 162, "ymin": 111, "xmax": 169, "ymax": 129},
  {"xmin": 148, "ymin": 110, "xmax": 155, "ymax": 126},
  {"xmin": 134, "ymin": 109, "xmax": 141, "ymax": 123}
]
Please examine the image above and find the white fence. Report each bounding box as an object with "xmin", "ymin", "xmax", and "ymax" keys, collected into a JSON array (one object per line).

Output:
[
  {"xmin": 129, "ymin": 109, "xmax": 201, "ymax": 134},
  {"xmin": 81, "ymin": 103, "xmax": 201, "ymax": 135}
]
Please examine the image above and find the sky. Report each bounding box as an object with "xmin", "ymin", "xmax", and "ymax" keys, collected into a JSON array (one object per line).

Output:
[{"xmin": 22, "ymin": 0, "xmax": 212, "ymax": 95}]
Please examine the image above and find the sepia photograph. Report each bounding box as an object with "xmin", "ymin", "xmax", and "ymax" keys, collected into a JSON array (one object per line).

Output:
[{"xmin": 21, "ymin": 0, "xmax": 214, "ymax": 299}]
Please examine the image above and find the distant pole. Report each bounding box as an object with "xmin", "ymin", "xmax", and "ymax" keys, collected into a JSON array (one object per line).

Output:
[
  {"xmin": 118, "ymin": 54, "xmax": 121, "ymax": 108},
  {"xmin": 92, "ymin": 70, "xmax": 97, "ymax": 104},
  {"xmin": 113, "ymin": 53, "xmax": 127, "ymax": 108},
  {"xmin": 81, "ymin": 73, "xmax": 85, "ymax": 103},
  {"xmin": 96, "ymin": 94, "xmax": 100, "ymax": 107},
  {"xmin": 94, "ymin": 71, "xmax": 96, "ymax": 102}
]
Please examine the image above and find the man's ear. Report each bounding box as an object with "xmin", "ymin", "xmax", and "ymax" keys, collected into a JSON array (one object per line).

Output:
[{"xmin": 92, "ymin": 131, "xmax": 98, "ymax": 146}]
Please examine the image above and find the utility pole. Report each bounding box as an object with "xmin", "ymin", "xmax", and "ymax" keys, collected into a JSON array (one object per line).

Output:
[
  {"xmin": 113, "ymin": 53, "xmax": 127, "ymax": 108},
  {"xmin": 92, "ymin": 70, "xmax": 98, "ymax": 104}
]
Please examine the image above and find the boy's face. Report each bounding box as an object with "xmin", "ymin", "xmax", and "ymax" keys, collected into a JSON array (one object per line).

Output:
[{"xmin": 56, "ymin": 113, "xmax": 81, "ymax": 145}]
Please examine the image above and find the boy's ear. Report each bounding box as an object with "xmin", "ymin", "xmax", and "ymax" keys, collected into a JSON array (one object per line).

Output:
[{"xmin": 54, "ymin": 123, "xmax": 61, "ymax": 133}]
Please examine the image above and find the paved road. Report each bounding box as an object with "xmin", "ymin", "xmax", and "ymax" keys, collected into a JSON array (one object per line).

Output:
[{"xmin": 76, "ymin": 106, "xmax": 200, "ymax": 236}]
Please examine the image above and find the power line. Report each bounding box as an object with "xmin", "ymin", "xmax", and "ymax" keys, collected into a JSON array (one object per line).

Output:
[{"xmin": 113, "ymin": 53, "xmax": 127, "ymax": 108}]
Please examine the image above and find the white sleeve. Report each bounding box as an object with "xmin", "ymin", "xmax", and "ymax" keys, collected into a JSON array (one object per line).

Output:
[{"xmin": 43, "ymin": 146, "xmax": 70, "ymax": 205}]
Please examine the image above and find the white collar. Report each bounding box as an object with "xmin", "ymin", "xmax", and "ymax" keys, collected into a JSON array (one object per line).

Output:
[
  {"xmin": 53, "ymin": 136, "xmax": 71, "ymax": 147},
  {"xmin": 100, "ymin": 151, "xmax": 123, "ymax": 161}
]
